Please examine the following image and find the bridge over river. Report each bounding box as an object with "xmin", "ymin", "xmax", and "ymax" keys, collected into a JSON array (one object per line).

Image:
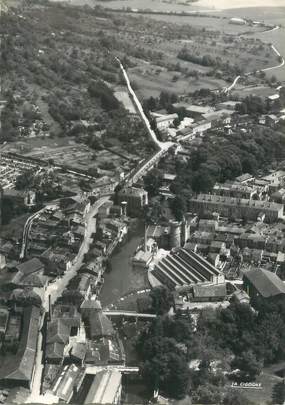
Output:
[{"xmin": 103, "ymin": 310, "xmax": 157, "ymax": 319}]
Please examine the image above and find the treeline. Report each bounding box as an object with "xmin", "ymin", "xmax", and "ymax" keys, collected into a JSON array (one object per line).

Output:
[
  {"xmin": 87, "ymin": 80, "xmax": 121, "ymax": 111},
  {"xmin": 177, "ymin": 47, "xmax": 243, "ymax": 75},
  {"xmin": 136, "ymin": 287, "xmax": 285, "ymax": 403}
]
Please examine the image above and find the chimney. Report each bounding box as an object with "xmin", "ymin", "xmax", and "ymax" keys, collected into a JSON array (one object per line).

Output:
[{"xmin": 48, "ymin": 294, "xmax": 52, "ymax": 322}]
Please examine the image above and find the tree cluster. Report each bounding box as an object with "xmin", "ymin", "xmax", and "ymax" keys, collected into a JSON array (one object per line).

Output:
[
  {"xmin": 136, "ymin": 312, "xmax": 194, "ymax": 399},
  {"xmin": 197, "ymin": 298, "xmax": 285, "ymax": 377},
  {"xmin": 177, "ymin": 47, "xmax": 243, "ymax": 76}
]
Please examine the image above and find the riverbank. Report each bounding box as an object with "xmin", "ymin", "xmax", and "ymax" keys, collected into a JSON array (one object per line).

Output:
[{"xmin": 99, "ymin": 220, "xmax": 150, "ymax": 307}]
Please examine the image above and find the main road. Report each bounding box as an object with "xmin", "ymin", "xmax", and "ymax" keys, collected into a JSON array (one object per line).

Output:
[
  {"xmin": 26, "ymin": 195, "xmax": 110, "ymax": 404},
  {"xmin": 115, "ymin": 57, "xmax": 174, "ymax": 184}
]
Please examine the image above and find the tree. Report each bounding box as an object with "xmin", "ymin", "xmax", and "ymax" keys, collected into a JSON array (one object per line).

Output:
[
  {"xmin": 140, "ymin": 339, "xmax": 189, "ymax": 399},
  {"xmin": 170, "ymin": 195, "xmax": 187, "ymax": 221},
  {"xmin": 143, "ymin": 171, "xmax": 162, "ymax": 197},
  {"xmin": 149, "ymin": 286, "xmax": 173, "ymax": 315},
  {"xmin": 192, "ymin": 383, "xmax": 223, "ymax": 404},
  {"xmin": 15, "ymin": 169, "xmax": 35, "ymax": 190},
  {"xmin": 191, "ymin": 169, "xmax": 214, "ymax": 193},
  {"xmin": 231, "ymin": 350, "xmax": 263, "ymax": 381}
]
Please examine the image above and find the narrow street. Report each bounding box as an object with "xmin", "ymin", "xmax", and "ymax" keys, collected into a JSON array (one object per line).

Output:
[{"xmin": 26, "ymin": 195, "xmax": 110, "ymax": 403}]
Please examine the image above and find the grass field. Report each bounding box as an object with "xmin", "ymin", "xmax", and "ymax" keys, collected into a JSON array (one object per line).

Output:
[
  {"xmin": 91, "ymin": 0, "xmax": 285, "ymax": 12},
  {"xmin": 130, "ymin": 66, "xmax": 227, "ymax": 98},
  {"xmin": 147, "ymin": 13, "xmax": 265, "ymax": 34}
]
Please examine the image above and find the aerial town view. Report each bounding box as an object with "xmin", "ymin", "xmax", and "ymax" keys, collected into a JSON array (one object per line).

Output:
[{"xmin": 0, "ymin": 0, "xmax": 285, "ymax": 404}]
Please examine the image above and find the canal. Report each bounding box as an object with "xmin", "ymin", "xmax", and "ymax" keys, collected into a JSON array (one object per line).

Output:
[{"xmin": 99, "ymin": 221, "xmax": 149, "ymax": 308}]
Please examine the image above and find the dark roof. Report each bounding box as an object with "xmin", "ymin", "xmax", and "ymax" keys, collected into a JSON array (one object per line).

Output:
[
  {"xmin": 52, "ymin": 304, "xmax": 80, "ymax": 323},
  {"xmin": 20, "ymin": 272, "xmax": 48, "ymax": 288},
  {"xmin": 0, "ymin": 306, "xmax": 40, "ymax": 383},
  {"xmin": 46, "ymin": 342, "xmax": 64, "ymax": 360},
  {"xmin": 16, "ymin": 258, "xmax": 44, "ymax": 276},
  {"xmin": 88, "ymin": 311, "xmax": 115, "ymax": 339},
  {"xmin": 46, "ymin": 319, "xmax": 70, "ymax": 345},
  {"xmin": 192, "ymin": 283, "xmax": 227, "ymax": 298},
  {"xmin": 244, "ymin": 268, "xmax": 285, "ymax": 298}
]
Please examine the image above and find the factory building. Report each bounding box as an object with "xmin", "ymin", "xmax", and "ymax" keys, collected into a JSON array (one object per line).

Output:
[{"xmin": 151, "ymin": 248, "xmax": 224, "ymax": 289}]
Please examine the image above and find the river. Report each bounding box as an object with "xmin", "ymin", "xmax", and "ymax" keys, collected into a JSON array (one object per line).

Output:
[{"xmin": 99, "ymin": 221, "xmax": 148, "ymax": 307}]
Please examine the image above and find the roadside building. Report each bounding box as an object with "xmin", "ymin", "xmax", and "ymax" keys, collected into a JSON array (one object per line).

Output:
[
  {"xmin": 117, "ymin": 187, "xmax": 148, "ymax": 217},
  {"xmin": 189, "ymin": 194, "xmax": 283, "ymax": 223},
  {"xmin": 0, "ymin": 306, "xmax": 40, "ymax": 389},
  {"xmin": 155, "ymin": 113, "xmax": 178, "ymax": 130},
  {"xmin": 84, "ymin": 370, "xmax": 122, "ymax": 405},
  {"xmin": 213, "ymin": 181, "xmax": 258, "ymax": 200}
]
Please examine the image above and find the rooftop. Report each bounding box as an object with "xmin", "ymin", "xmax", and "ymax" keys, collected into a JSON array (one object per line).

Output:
[
  {"xmin": 84, "ymin": 370, "xmax": 122, "ymax": 404},
  {"xmin": 192, "ymin": 283, "xmax": 227, "ymax": 298},
  {"xmin": 244, "ymin": 268, "xmax": 285, "ymax": 298},
  {"xmin": 0, "ymin": 306, "xmax": 40, "ymax": 384},
  {"xmin": 16, "ymin": 258, "xmax": 44, "ymax": 276},
  {"xmin": 152, "ymin": 248, "xmax": 223, "ymax": 288},
  {"xmin": 191, "ymin": 194, "xmax": 283, "ymax": 212}
]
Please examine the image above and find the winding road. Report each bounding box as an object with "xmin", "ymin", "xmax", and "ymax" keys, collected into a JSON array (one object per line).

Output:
[{"xmin": 225, "ymin": 26, "xmax": 284, "ymax": 93}]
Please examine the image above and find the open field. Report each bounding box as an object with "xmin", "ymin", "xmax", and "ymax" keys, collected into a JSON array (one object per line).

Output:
[
  {"xmin": 232, "ymin": 84, "xmax": 281, "ymax": 98},
  {"xmin": 130, "ymin": 65, "xmax": 227, "ymax": 98},
  {"xmin": 91, "ymin": 0, "xmax": 285, "ymax": 12},
  {"xmin": 146, "ymin": 13, "xmax": 266, "ymax": 34},
  {"xmin": 219, "ymin": 6, "xmax": 285, "ymax": 23},
  {"xmin": 114, "ymin": 87, "xmax": 137, "ymax": 113},
  {"xmin": 253, "ymin": 28, "xmax": 285, "ymax": 82}
]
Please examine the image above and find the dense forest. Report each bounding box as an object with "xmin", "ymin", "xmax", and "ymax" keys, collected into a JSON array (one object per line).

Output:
[{"xmin": 136, "ymin": 287, "xmax": 285, "ymax": 403}]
